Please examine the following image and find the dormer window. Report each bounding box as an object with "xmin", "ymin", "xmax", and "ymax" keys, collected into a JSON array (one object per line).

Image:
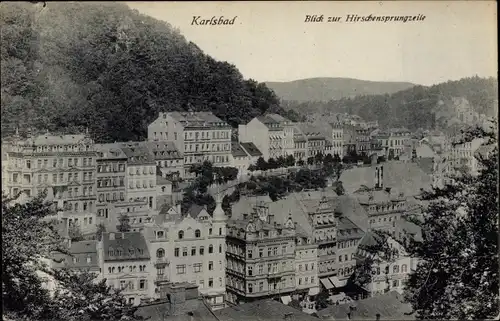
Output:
[
  {"xmin": 108, "ymin": 248, "xmax": 114, "ymax": 256},
  {"xmin": 157, "ymin": 231, "xmax": 165, "ymax": 238},
  {"xmin": 178, "ymin": 230, "xmax": 184, "ymax": 239}
]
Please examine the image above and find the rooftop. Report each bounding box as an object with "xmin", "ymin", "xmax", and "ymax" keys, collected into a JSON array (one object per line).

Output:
[
  {"xmin": 317, "ymin": 291, "xmax": 415, "ymax": 320},
  {"xmin": 240, "ymin": 142, "xmax": 263, "ymax": 157},
  {"xmin": 140, "ymin": 141, "xmax": 183, "ymax": 160},
  {"xmin": 216, "ymin": 299, "xmax": 319, "ymax": 321},
  {"xmin": 231, "ymin": 142, "xmax": 249, "ymax": 158},
  {"xmin": 167, "ymin": 111, "xmax": 228, "ymax": 127},
  {"xmin": 51, "ymin": 240, "xmax": 99, "ymax": 270},
  {"xmin": 120, "ymin": 144, "xmax": 156, "ymax": 165},
  {"xmin": 102, "ymin": 232, "xmax": 150, "ymax": 261}
]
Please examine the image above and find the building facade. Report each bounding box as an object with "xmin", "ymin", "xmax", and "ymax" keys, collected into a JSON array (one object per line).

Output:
[
  {"xmin": 330, "ymin": 122, "xmax": 344, "ymax": 158},
  {"xmin": 4, "ymin": 133, "xmax": 98, "ymax": 233},
  {"xmin": 148, "ymin": 112, "xmax": 232, "ymax": 175},
  {"xmin": 142, "ymin": 196, "xmax": 227, "ymax": 310},
  {"xmin": 98, "ymin": 232, "xmax": 154, "ymax": 306},
  {"xmin": 226, "ymin": 205, "xmax": 297, "ymax": 305}
]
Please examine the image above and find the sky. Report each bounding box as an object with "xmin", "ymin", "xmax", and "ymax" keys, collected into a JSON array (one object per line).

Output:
[{"xmin": 126, "ymin": 1, "xmax": 497, "ymax": 86}]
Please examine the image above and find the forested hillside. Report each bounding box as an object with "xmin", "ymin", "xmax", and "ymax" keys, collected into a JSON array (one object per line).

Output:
[
  {"xmin": 0, "ymin": 2, "xmax": 300, "ymax": 142},
  {"xmin": 266, "ymin": 77, "xmax": 415, "ymax": 102},
  {"xmin": 283, "ymin": 76, "xmax": 498, "ymax": 130}
]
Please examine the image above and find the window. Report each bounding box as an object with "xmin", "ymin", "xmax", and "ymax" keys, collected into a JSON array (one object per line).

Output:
[
  {"xmin": 139, "ymin": 280, "xmax": 146, "ymax": 290},
  {"xmin": 268, "ymin": 248, "xmax": 271, "ymax": 257},
  {"xmin": 248, "ymin": 250, "xmax": 253, "ymax": 259},
  {"xmin": 209, "ymin": 244, "xmax": 213, "ymax": 254},
  {"xmin": 182, "ymin": 247, "xmax": 188, "ymax": 257},
  {"xmin": 194, "ymin": 263, "xmax": 203, "ymax": 273},
  {"xmin": 178, "ymin": 230, "xmax": 184, "ymax": 239},
  {"xmin": 339, "ymin": 256, "xmax": 342, "ymax": 262},
  {"xmin": 219, "ymin": 227, "xmax": 222, "ymax": 235},
  {"xmin": 200, "ymin": 246, "xmax": 205, "ymax": 255},
  {"xmin": 208, "ymin": 261, "xmax": 214, "ymax": 271},
  {"xmin": 174, "ymin": 248, "xmax": 179, "ymax": 257},
  {"xmin": 393, "ymin": 280, "xmax": 399, "ymax": 287},
  {"xmin": 156, "ymin": 248, "xmax": 165, "ymax": 258},
  {"xmin": 208, "ymin": 278, "xmax": 213, "ymax": 288},
  {"xmin": 393, "ymin": 265, "xmax": 400, "ymax": 274},
  {"xmin": 219, "ymin": 244, "xmax": 223, "ymax": 253},
  {"xmin": 195, "ymin": 229, "xmax": 201, "ymax": 238},
  {"xmin": 209, "ymin": 228, "xmax": 212, "ymax": 235},
  {"xmin": 248, "ymin": 266, "xmax": 253, "ymax": 276},
  {"xmin": 248, "ymin": 283, "xmax": 253, "ymax": 293},
  {"xmin": 402, "ymin": 264, "xmax": 408, "ymax": 273},
  {"xmin": 259, "ymin": 248, "xmax": 263, "ymax": 257},
  {"xmin": 191, "ymin": 247, "xmax": 196, "ymax": 256},
  {"xmin": 258, "ymin": 264, "xmax": 263, "ymax": 274},
  {"xmin": 176, "ymin": 265, "xmax": 186, "ymax": 274},
  {"xmin": 282, "ymin": 245, "xmax": 286, "ymax": 254}
]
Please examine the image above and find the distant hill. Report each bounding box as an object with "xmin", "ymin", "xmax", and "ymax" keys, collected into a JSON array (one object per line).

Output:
[
  {"xmin": 281, "ymin": 76, "xmax": 498, "ymax": 131},
  {"xmin": 265, "ymin": 77, "xmax": 416, "ymax": 102}
]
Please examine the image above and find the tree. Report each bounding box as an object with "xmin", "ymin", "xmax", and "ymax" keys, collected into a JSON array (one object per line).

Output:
[
  {"xmin": 334, "ymin": 181, "xmax": 345, "ymax": 196},
  {"xmin": 333, "ymin": 153, "xmax": 342, "ymax": 163},
  {"xmin": 307, "ymin": 157, "xmax": 314, "ymax": 166},
  {"xmin": 2, "ymin": 195, "xmax": 143, "ymax": 320},
  {"xmin": 315, "ymin": 289, "xmax": 329, "ymax": 310},
  {"xmin": 267, "ymin": 158, "xmax": 278, "ymax": 170},
  {"xmin": 116, "ymin": 214, "xmax": 131, "ymax": 232},
  {"xmin": 297, "ymin": 158, "xmax": 305, "ymax": 166},
  {"xmin": 289, "ymin": 299, "xmax": 302, "ymax": 310},
  {"xmin": 402, "ymin": 142, "xmax": 499, "ymax": 319},
  {"xmin": 314, "ymin": 152, "xmax": 324, "ymax": 165},
  {"xmin": 285, "ymin": 154, "xmax": 296, "ymax": 167},
  {"xmin": 96, "ymin": 223, "xmax": 106, "ymax": 241},
  {"xmin": 256, "ymin": 157, "xmax": 268, "ymax": 171},
  {"xmin": 248, "ymin": 164, "xmax": 256, "ymax": 172},
  {"xmin": 276, "ymin": 155, "xmax": 286, "ymax": 168},
  {"xmin": 323, "ymin": 153, "xmax": 334, "ymax": 165},
  {"xmin": 68, "ymin": 224, "xmax": 84, "ymax": 242}
]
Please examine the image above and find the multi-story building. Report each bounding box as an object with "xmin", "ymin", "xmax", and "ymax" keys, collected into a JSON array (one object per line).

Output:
[
  {"xmin": 4, "ymin": 133, "xmax": 98, "ymax": 232},
  {"xmin": 94, "ymin": 144, "xmax": 128, "ymax": 224},
  {"xmin": 148, "ymin": 112, "xmax": 232, "ymax": 175},
  {"xmin": 447, "ymin": 137, "xmax": 484, "ymax": 176},
  {"xmin": 98, "ymin": 232, "xmax": 154, "ymax": 306},
  {"xmin": 294, "ymin": 232, "xmax": 320, "ymax": 297},
  {"xmin": 141, "ymin": 141, "xmax": 184, "ymax": 181},
  {"xmin": 330, "ymin": 122, "xmax": 344, "ymax": 158},
  {"xmin": 293, "ymin": 128, "xmax": 308, "ymax": 162},
  {"xmin": 142, "ymin": 192, "xmax": 227, "ymax": 310},
  {"xmin": 120, "ymin": 144, "xmax": 157, "ymax": 209},
  {"xmin": 294, "ymin": 123, "xmax": 328, "ymax": 158},
  {"xmin": 226, "ymin": 216, "xmax": 297, "ymax": 305},
  {"xmin": 342, "ymin": 125, "xmax": 358, "ymax": 156},
  {"xmin": 230, "ymin": 142, "xmax": 255, "ymax": 179},
  {"xmin": 51, "ymin": 240, "xmax": 101, "ymax": 276},
  {"xmin": 355, "ymin": 126, "xmax": 371, "ymax": 156},
  {"xmin": 375, "ymin": 128, "xmax": 412, "ymax": 159},
  {"xmin": 239, "ymin": 114, "xmax": 293, "ymax": 161}
]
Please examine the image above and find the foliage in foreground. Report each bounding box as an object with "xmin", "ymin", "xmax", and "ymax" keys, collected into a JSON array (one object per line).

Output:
[{"xmin": 2, "ymin": 194, "xmax": 143, "ymax": 320}]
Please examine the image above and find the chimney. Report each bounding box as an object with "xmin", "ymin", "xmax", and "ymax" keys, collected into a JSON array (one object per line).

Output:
[
  {"xmin": 376, "ymin": 313, "xmax": 381, "ymax": 321},
  {"xmin": 109, "ymin": 233, "xmax": 115, "ymax": 240}
]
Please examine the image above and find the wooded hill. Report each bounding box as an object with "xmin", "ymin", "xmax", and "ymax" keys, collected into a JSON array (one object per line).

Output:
[
  {"xmin": 282, "ymin": 76, "xmax": 498, "ymax": 130},
  {"xmin": 0, "ymin": 2, "xmax": 300, "ymax": 142},
  {"xmin": 266, "ymin": 77, "xmax": 415, "ymax": 102}
]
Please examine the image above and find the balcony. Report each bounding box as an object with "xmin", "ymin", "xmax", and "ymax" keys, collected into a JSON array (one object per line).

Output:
[
  {"xmin": 155, "ymin": 274, "xmax": 169, "ymax": 283},
  {"xmin": 154, "ymin": 257, "xmax": 170, "ymax": 266}
]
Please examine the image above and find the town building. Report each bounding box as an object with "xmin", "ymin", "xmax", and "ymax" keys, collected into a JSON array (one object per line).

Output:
[
  {"xmin": 226, "ymin": 196, "xmax": 297, "ymax": 305},
  {"xmin": 3, "ymin": 132, "xmax": 98, "ymax": 233},
  {"xmin": 294, "ymin": 122, "xmax": 328, "ymax": 158},
  {"xmin": 94, "ymin": 144, "xmax": 128, "ymax": 224},
  {"xmin": 141, "ymin": 141, "xmax": 184, "ymax": 181},
  {"xmin": 230, "ymin": 142, "xmax": 255, "ymax": 179},
  {"xmin": 342, "ymin": 125, "xmax": 358, "ymax": 156},
  {"xmin": 142, "ymin": 190, "xmax": 227, "ymax": 310},
  {"xmin": 294, "ymin": 230, "xmax": 320, "ymax": 297},
  {"xmin": 120, "ymin": 143, "xmax": 157, "ymax": 209},
  {"xmin": 355, "ymin": 126, "xmax": 371, "ymax": 156},
  {"xmin": 97, "ymin": 232, "xmax": 154, "ymax": 306},
  {"xmin": 238, "ymin": 114, "xmax": 293, "ymax": 161},
  {"xmin": 148, "ymin": 112, "xmax": 232, "ymax": 175},
  {"xmin": 51, "ymin": 240, "xmax": 101, "ymax": 276},
  {"xmin": 293, "ymin": 127, "xmax": 308, "ymax": 162},
  {"xmin": 374, "ymin": 128, "xmax": 412, "ymax": 159},
  {"xmin": 330, "ymin": 122, "xmax": 344, "ymax": 158}
]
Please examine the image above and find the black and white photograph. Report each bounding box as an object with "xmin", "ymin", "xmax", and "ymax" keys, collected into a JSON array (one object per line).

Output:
[{"xmin": 1, "ymin": 1, "xmax": 498, "ymax": 320}]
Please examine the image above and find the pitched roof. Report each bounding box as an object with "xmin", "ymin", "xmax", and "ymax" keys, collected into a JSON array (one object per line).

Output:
[
  {"xmin": 102, "ymin": 232, "xmax": 150, "ymax": 261},
  {"xmin": 337, "ymin": 216, "xmax": 365, "ymax": 241},
  {"xmin": 156, "ymin": 175, "xmax": 171, "ymax": 185},
  {"xmin": 119, "ymin": 144, "xmax": 156, "ymax": 165},
  {"xmin": 51, "ymin": 241, "xmax": 99, "ymax": 270},
  {"xmin": 331, "ymin": 195, "xmax": 370, "ymax": 232},
  {"xmin": 139, "ymin": 141, "xmax": 183, "ymax": 160},
  {"xmin": 168, "ymin": 111, "xmax": 228, "ymax": 127},
  {"xmin": 232, "ymin": 142, "xmax": 249, "ymax": 157},
  {"xmin": 295, "ymin": 122, "xmax": 326, "ymax": 139},
  {"xmin": 317, "ymin": 291, "xmax": 415, "ymax": 320},
  {"xmin": 240, "ymin": 142, "xmax": 263, "ymax": 157},
  {"xmin": 32, "ymin": 134, "xmax": 90, "ymax": 146},
  {"xmin": 136, "ymin": 297, "xmax": 217, "ymax": 321},
  {"xmin": 215, "ymin": 299, "xmax": 319, "ymax": 321},
  {"xmin": 187, "ymin": 204, "xmax": 206, "ymax": 219}
]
